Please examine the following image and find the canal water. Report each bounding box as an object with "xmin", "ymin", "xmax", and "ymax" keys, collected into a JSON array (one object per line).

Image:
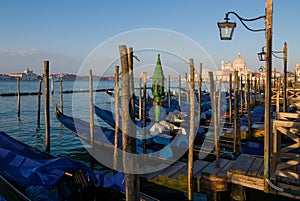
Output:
[{"xmin": 0, "ymin": 80, "xmax": 116, "ymax": 158}]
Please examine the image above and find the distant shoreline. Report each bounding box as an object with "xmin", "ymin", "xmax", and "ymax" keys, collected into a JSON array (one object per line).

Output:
[{"xmin": 0, "ymin": 75, "xmax": 115, "ymax": 81}]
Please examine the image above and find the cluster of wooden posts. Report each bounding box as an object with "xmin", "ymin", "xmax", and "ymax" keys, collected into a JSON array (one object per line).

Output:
[{"xmin": 12, "ymin": 43, "xmax": 300, "ymax": 201}]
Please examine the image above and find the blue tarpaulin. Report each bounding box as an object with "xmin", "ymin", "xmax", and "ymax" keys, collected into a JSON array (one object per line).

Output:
[{"xmin": 0, "ymin": 131, "xmax": 94, "ymax": 187}]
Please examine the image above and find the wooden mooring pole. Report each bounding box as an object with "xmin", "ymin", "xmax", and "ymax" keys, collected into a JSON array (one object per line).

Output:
[
  {"xmin": 17, "ymin": 77, "xmax": 21, "ymax": 121},
  {"xmin": 60, "ymin": 80, "xmax": 63, "ymax": 113},
  {"xmin": 234, "ymin": 71, "xmax": 241, "ymax": 155},
  {"xmin": 187, "ymin": 59, "xmax": 195, "ymax": 201},
  {"xmin": 89, "ymin": 70, "xmax": 94, "ymax": 148},
  {"xmin": 218, "ymin": 79, "xmax": 222, "ymax": 134},
  {"xmin": 113, "ymin": 66, "xmax": 120, "ymax": 170},
  {"xmin": 168, "ymin": 75, "xmax": 171, "ymax": 108},
  {"xmin": 247, "ymin": 74, "xmax": 252, "ymax": 139},
  {"xmin": 283, "ymin": 42, "xmax": 288, "ymax": 112},
  {"xmin": 127, "ymin": 47, "xmax": 140, "ymax": 201},
  {"xmin": 198, "ymin": 63, "xmax": 202, "ymax": 126},
  {"xmin": 264, "ymin": 0, "xmax": 273, "ymax": 192},
  {"xmin": 209, "ymin": 72, "xmax": 220, "ymax": 161},
  {"xmin": 276, "ymin": 78, "xmax": 280, "ymax": 113},
  {"xmin": 178, "ymin": 74, "xmax": 181, "ymax": 106},
  {"xmin": 119, "ymin": 45, "xmax": 138, "ymax": 201},
  {"xmin": 143, "ymin": 72, "xmax": 147, "ymax": 154},
  {"xmin": 185, "ymin": 72, "xmax": 189, "ymax": 103},
  {"xmin": 229, "ymin": 73, "xmax": 233, "ymax": 123},
  {"xmin": 44, "ymin": 61, "xmax": 50, "ymax": 153},
  {"xmin": 37, "ymin": 79, "xmax": 42, "ymax": 129},
  {"xmin": 138, "ymin": 77, "xmax": 142, "ymax": 120},
  {"xmin": 240, "ymin": 76, "xmax": 243, "ymax": 115}
]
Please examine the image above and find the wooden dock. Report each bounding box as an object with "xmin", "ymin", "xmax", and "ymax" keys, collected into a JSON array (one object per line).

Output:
[{"xmin": 143, "ymin": 152, "xmax": 300, "ymax": 200}]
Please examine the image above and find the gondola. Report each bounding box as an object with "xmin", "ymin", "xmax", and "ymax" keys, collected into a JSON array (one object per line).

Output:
[
  {"xmin": 55, "ymin": 107, "xmax": 174, "ymax": 153},
  {"xmin": 0, "ymin": 131, "xmax": 114, "ymax": 201}
]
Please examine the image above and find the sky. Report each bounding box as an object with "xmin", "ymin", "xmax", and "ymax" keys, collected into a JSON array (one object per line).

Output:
[{"xmin": 0, "ymin": 0, "xmax": 299, "ymax": 76}]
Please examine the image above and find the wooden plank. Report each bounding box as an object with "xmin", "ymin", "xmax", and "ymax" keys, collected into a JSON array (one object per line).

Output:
[
  {"xmin": 257, "ymin": 161, "xmax": 264, "ymax": 178},
  {"xmin": 180, "ymin": 160, "xmax": 210, "ymax": 193},
  {"xmin": 247, "ymin": 157, "xmax": 264, "ymax": 177},
  {"xmin": 276, "ymin": 112, "xmax": 300, "ymax": 121},
  {"xmin": 217, "ymin": 160, "xmax": 234, "ymax": 178},
  {"xmin": 227, "ymin": 172, "xmax": 264, "ymax": 191},
  {"xmin": 228, "ymin": 154, "xmax": 255, "ymax": 175},
  {"xmin": 179, "ymin": 160, "xmax": 210, "ymax": 178},
  {"xmin": 201, "ymin": 158, "xmax": 230, "ymax": 176},
  {"xmin": 143, "ymin": 167, "xmax": 165, "ymax": 180},
  {"xmin": 200, "ymin": 159, "xmax": 231, "ymax": 191},
  {"xmin": 274, "ymin": 120, "xmax": 300, "ymax": 128},
  {"xmin": 160, "ymin": 162, "xmax": 186, "ymax": 178}
]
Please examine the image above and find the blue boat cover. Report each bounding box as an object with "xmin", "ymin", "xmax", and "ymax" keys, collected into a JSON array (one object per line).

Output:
[
  {"xmin": 0, "ymin": 131, "xmax": 126, "ymax": 201},
  {"xmin": 0, "ymin": 131, "xmax": 94, "ymax": 187}
]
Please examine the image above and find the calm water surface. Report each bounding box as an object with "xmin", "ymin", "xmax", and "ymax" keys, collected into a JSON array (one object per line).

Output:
[{"xmin": 0, "ymin": 80, "xmax": 116, "ymax": 158}]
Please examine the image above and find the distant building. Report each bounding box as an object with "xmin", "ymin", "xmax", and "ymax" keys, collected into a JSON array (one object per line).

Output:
[
  {"xmin": 200, "ymin": 52, "xmax": 251, "ymax": 82},
  {"xmin": 53, "ymin": 73, "xmax": 77, "ymax": 81},
  {"xmin": 0, "ymin": 74, "xmax": 11, "ymax": 80},
  {"xmin": 295, "ymin": 64, "xmax": 300, "ymax": 77},
  {"xmin": 9, "ymin": 68, "xmax": 38, "ymax": 80}
]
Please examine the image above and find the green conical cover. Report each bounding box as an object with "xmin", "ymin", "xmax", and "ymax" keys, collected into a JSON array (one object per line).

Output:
[{"xmin": 152, "ymin": 54, "xmax": 164, "ymax": 97}]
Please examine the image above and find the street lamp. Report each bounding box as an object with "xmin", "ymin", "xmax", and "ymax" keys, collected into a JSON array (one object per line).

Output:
[
  {"xmin": 218, "ymin": 0, "xmax": 273, "ymax": 193},
  {"xmin": 217, "ymin": 12, "xmax": 265, "ymax": 40},
  {"xmin": 217, "ymin": 13, "xmax": 236, "ymax": 40},
  {"xmin": 258, "ymin": 42, "xmax": 288, "ymax": 112},
  {"xmin": 258, "ymin": 47, "xmax": 266, "ymax": 61}
]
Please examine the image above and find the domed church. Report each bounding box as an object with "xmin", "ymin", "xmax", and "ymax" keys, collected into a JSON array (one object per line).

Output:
[{"xmin": 221, "ymin": 52, "xmax": 251, "ymax": 77}]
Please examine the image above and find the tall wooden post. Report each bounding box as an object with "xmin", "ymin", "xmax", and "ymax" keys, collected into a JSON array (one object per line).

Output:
[
  {"xmin": 17, "ymin": 77, "xmax": 21, "ymax": 121},
  {"xmin": 188, "ymin": 59, "xmax": 195, "ymax": 201},
  {"xmin": 264, "ymin": 0, "xmax": 273, "ymax": 192},
  {"xmin": 218, "ymin": 79, "xmax": 222, "ymax": 134},
  {"xmin": 139, "ymin": 77, "xmax": 142, "ymax": 120},
  {"xmin": 114, "ymin": 66, "xmax": 120, "ymax": 170},
  {"xmin": 89, "ymin": 70, "xmax": 94, "ymax": 148},
  {"xmin": 198, "ymin": 63, "xmax": 202, "ymax": 126},
  {"xmin": 128, "ymin": 47, "xmax": 136, "ymax": 127},
  {"xmin": 127, "ymin": 47, "xmax": 140, "ymax": 201},
  {"xmin": 142, "ymin": 72, "xmax": 147, "ymax": 154},
  {"xmin": 119, "ymin": 45, "xmax": 138, "ymax": 201},
  {"xmin": 283, "ymin": 42, "xmax": 288, "ymax": 112},
  {"xmin": 247, "ymin": 74, "xmax": 252, "ymax": 139},
  {"xmin": 229, "ymin": 73, "xmax": 233, "ymax": 123},
  {"xmin": 276, "ymin": 78, "xmax": 280, "ymax": 113},
  {"xmin": 178, "ymin": 74, "xmax": 181, "ymax": 106},
  {"xmin": 250, "ymin": 76, "xmax": 253, "ymax": 106},
  {"xmin": 209, "ymin": 72, "xmax": 220, "ymax": 160},
  {"xmin": 44, "ymin": 61, "xmax": 50, "ymax": 153},
  {"xmin": 254, "ymin": 77, "xmax": 257, "ymax": 106},
  {"xmin": 240, "ymin": 76, "xmax": 243, "ymax": 115},
  {"xmin": 185, "ymin": 72, "xmax": 189, "ymax": 103},
  {"xmin": 168, "ymin": 75, "xmax": 171, "ymax": 108},
  {"xmin": 60, "ymin": 80, "xmax": 63, "ymax": 113},
  {"xmin": 234, "ymin": 71, "xmax": 241, "ymax": 155},
  {"xmin": 37, "ymin": 79, "xmax": 42, "ymax": 128}
]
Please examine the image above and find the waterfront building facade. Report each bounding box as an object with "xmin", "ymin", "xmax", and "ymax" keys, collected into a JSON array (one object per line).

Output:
[{"xmin": 9, "ymin": 68, "xmax": 38, "ymax": 80}]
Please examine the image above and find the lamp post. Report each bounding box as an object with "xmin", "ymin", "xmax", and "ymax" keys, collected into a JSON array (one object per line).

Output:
[
  {"xmin": 258, "ymin": 42, "xmax": 288, "ymax": 112},
  {"xmin": 218, "ymin": 0, "xmax": 273, "ymax": 192}
]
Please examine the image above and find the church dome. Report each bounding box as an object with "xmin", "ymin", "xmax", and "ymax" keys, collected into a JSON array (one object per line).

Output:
[{"xmin": 233, "ymin": 52, "xmax": 246, "ymax": 69}]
